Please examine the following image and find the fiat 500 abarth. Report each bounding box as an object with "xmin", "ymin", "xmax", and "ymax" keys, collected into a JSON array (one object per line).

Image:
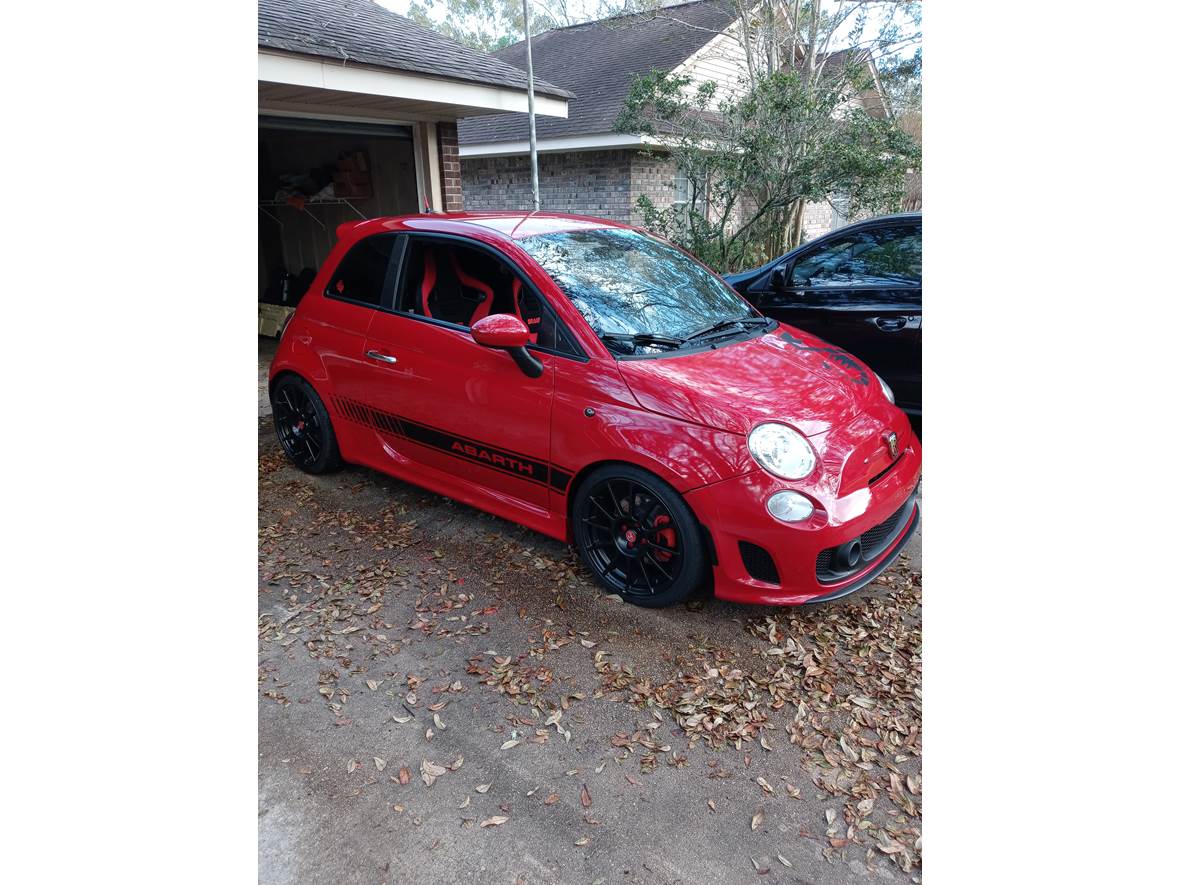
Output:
[{"xmin": 269, "ymin": 212, "xmax": 921, "ymax": 608}]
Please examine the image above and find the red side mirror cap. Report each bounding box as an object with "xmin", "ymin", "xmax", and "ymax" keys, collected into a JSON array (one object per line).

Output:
[{"xmin": 471, "ymin": 314, "xmax": 530, "ymax": 349}]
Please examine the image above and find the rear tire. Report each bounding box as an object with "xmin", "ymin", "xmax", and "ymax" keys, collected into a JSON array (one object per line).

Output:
[
  {"xmin": 271, "ymin": 375, "xmax": 342, "ymax": 474},
  {"xmin": 571, "ymin": 464, "xmax": 707, "ymax": 608}
]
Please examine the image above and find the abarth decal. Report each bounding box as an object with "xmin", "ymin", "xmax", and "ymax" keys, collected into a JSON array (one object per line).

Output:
[
  {"xmin": 778, "ymin": 330, "xmax": 870, "ymax": 386},
  {"xmin": 330, "ymin": 396, "xmax": 573, "ymax": 493}
]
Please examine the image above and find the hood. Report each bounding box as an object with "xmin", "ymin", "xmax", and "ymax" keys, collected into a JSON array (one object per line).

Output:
[{"xmin": 616, "ymin": 326, "xmax": 882, "ymax": 437}]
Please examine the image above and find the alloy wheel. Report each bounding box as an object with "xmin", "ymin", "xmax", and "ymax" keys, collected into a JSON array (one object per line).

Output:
[
  {"xmin": 578, "ymin": 477, "xmax": 684, "ymax": 597},
  {"xmin": 274, "ymin": 384, "xmax": 324, "ymax": 469}
]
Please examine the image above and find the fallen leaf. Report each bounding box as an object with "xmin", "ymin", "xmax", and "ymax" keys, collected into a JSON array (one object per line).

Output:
[
  {"xmin": 458, "ymin": 796, "xmax": 470, "ymax": 809},
  {"xmin": 480, "ymin": 816, "xmax": 508, "ymax": 828},
  {"xmin": 544, "ymin": 793, "xmax": 559, "ymax": 805},
  {"xmin": 421, "ymin": 759, "xmax": 446, "ymax": 786},
  {"xmin": 574, "ymin": 837, "xmax": 589, "ymax": 846},
  {"xmin": 756, "ymin": 776, "xmax": 774, "ymax": 795},
  {"xmin": 347, "ymin": 759, "xmax": 358, "ymax": 774},
  {"xmin": 397, "ymin": 767, "xmax": 411, "ymax": 785},
  {"xmin": 476, "ymin": 783, "xmax": 491, "ymax": 793},
  {"xmin": 707, "ymin": 799, "xmax": 716, "ymax": 812},
  {"xmin": 580, "ymin": 784, "xmax": 592, "ymax": 808},
  {"xmin": 751, "ymin": 809, "xmax": 764, "ymax": 831},
  {"xmin": 373, "ymin": 757, "xmax": 386, "ymax": 772},
  {"xmin": 500, "ymin": 739, "xmax": 521, "ymax": 750},
  {"xmin": 776, "ymin": 854, "xmax": 791, "ymax": 867}
]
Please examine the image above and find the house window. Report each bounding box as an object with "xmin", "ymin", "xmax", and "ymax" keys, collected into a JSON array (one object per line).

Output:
[
  {"xmin": 831, "ymin": 192, "xmax": 851, "ymax": 229},
  {"xmin": 672, "ymin": 167, "xmax": 692, "ymax": 207}
]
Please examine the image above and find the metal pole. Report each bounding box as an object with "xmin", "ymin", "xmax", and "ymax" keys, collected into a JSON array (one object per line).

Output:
[{"xmin": 522, "ymin": 0, "xmax": 541, "ymax": 211}]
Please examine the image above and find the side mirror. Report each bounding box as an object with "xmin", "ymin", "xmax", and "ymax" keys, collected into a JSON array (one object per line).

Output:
[
  {"xmin": 471, "ymin": 314, "xmax": 543, "ymax": 378},
  {"xmin": 770, "ymin": 266, "xmax": 788, "ymax": 291}
]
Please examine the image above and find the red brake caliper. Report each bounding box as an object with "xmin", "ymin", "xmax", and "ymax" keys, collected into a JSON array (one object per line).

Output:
[{"xmin": 652, "ymin": 515, "xmax": 676, "ymax": 562}]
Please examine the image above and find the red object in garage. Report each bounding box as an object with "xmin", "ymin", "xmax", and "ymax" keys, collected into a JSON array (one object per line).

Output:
[{"xmin": 269, "ymin": 212, "xmax": 921, "ymax": 608}]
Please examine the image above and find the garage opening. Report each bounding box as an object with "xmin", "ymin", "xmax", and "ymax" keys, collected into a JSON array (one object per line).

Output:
[{"xmin": 258, "ymin": 116, "xmax": 419, "ymax": 335}]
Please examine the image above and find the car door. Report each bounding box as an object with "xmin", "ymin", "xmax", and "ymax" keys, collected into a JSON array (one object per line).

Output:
[
  {"xmin": 752, "ymin": 222, "xmax": 922, "ymax": 413},
  {"xmin": 306, "ymin": 233, "xmax": 402, "ymax": 461},
  {"xmin": 357, "ymin": 234, "xmax": 560, "ymax": 511}
]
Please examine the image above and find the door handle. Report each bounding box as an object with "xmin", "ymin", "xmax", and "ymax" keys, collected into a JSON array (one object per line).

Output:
[
  {"xmin": 366, "ymin": 350, "xmax": 398, "ymax": 364},
  {"xmin": 873, "ymin": 317, "xmax": 906, "ymax": 332}
]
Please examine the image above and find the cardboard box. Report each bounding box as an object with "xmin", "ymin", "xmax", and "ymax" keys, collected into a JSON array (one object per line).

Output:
[{"xmin": 258, "ymin": 303, "xmax": 296, "ymax": 338}]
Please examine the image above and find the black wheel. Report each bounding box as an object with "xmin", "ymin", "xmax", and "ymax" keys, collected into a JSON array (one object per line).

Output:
[
  {"xmin": 571, "ymin": 464, "xmax": 707, "ymax": 608},
  {"xmin": 271, "ymin": 375, "xmax": 342, "ymax": 474}
]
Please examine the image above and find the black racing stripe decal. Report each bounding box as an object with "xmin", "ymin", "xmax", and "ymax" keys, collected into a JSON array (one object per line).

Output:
[
  {"xmin": 778, "ymin": 329, "xmax": 870, "ymax": 386},
  {"xmin": 330, "ymin": 396, "xmax": 572, "ymax": 493}
]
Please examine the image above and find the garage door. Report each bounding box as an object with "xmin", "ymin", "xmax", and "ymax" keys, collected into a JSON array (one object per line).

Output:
[{"xmin": 258, "ymin": 116, "xmax": 419, "ymax": 310}]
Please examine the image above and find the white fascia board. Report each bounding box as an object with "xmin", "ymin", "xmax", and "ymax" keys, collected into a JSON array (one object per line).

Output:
[
  {"xmin": 459, "ymin": 132, "xmax": 658, "ymax": 158},
  {"xmin": 258, "ymin": 51, "xmax": 568, "ymax": 119}
]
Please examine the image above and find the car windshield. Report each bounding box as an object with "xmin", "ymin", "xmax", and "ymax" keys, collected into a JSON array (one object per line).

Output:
[{"xmin": 517, "ymin": 227, "xmax": 764, "ymax": 354}]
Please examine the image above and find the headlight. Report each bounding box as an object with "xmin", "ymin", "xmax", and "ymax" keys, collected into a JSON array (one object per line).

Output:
[
  {"xmin": 876, "ymin": 373, "xmax": 894, "ymax": 404},
  {"xmin": 748, "ymin": 423, "xmax": 816, "ymax": 480},
  {"xmin": 767, "ymin": 490, "xmax": 814, "ymax": 522}
]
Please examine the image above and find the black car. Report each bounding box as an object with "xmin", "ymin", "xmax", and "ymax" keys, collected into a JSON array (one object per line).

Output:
[{"xmin": 726, "ymin": 213, "xmax": 921, "ymax": 420}]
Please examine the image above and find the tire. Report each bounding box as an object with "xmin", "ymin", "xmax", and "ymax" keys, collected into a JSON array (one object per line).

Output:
[
  {"xmin": 270, "ymin": 374, "xmax": 342, "ymax": 474},
  {"xmin": 571, "ymin": 464, "xmax": 707, "ymax": 608}
]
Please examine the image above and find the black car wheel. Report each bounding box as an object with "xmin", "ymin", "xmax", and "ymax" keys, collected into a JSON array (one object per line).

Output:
[
  {"xmin": 271, "ymin": 375, "xmax": 342, "ymax": 474},
  {"xmin": 571, "ymin": 464, "xmax": 707, "ymax": 608}
]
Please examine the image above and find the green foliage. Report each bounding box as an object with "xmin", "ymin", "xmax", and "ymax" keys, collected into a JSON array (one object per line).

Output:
[
  {"xmin": 615, "ymin": 4, "xmax": 922, "ymax": 273},
  {"xmin": 618, "ymin": 62, "xmax": 919, "ymax": 273}
]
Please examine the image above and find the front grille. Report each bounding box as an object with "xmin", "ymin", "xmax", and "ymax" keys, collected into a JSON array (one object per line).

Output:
[
  {"xmin": 859, "ymin": 503, "xmax": 908, "ymax": 556},
  {"xmin": 816, "ymin": 497, "xmax": 913, "ymax": 583},
  {"xmin": 739, "ymin": 541, "xmax": 780, "ymax": 585}
]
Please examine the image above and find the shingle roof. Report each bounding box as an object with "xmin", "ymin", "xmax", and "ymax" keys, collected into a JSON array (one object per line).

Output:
[
  {"xmin": 258, "ymin": 0, "xmax": 571, "ymax": 100},
  {"xmin": 458, "ymin": 0, "xmax": 738, "ymax": 145}
]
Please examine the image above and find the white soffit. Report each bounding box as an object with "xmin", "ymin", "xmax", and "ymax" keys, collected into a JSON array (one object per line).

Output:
[{"xmin": 258, "ymin": 52, "xmax": 569, "ymax": 119}]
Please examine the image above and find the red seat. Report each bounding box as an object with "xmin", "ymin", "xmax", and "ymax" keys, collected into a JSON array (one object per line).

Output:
[
  {"xmin": 511, "ymin": 278, "xmax": 541, "ymax": 344},
  {"xmin": 419, "ymin": 248, "xmax": 437, "ymax": 318},
  {"xmin": 450, "ymin": 252, "xmax": 493, "ymax": 325}
]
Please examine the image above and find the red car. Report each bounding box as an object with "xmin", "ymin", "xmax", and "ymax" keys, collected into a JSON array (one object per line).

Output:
[{"xmin": 269, "ymin": 212, "xmax": 921, "ymax": 608}]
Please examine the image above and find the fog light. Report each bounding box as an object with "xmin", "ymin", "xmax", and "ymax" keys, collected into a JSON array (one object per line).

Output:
[{"xmin": 767, "ymin": 491, "xmax": 814, "ymax": 522}]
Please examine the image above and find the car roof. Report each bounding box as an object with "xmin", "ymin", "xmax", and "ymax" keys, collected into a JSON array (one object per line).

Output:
[{"xmin": 351, "ymin": 211, "xmax": 635, "ymax": 243}]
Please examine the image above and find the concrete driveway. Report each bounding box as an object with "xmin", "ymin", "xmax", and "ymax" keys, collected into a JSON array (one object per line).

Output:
[{"xmin": 258, "ymin": 343, "xmax": 922, "ymax": 884}]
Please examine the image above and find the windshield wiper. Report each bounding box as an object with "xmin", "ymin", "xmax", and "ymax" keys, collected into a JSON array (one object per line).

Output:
[
  {"xmin": 683, "ymin": 315, "xmax": 771, "ymax": 342},
  {"xmin": 600, "ymin": 332, "xmax": 685, "ymax": 351}
]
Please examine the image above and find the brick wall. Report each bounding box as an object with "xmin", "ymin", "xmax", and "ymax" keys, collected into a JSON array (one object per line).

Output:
[
  {"xmin": 461, "ymin": 150, "xmax": 636, "ymax": 221},
  {"xmin": 436, "ymin": 122, "xmax": 464, "ymax": 212},
  {"xmin": 629, "ymin": 152, "xmax": 679, "ymax": 220},
  {"xmin": 461, "ymin": 146, "xmax": 863, "ymax": 243}
]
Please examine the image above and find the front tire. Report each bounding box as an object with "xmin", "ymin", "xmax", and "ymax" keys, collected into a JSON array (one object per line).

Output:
[
  {"xmin": 571, "ymin": 464, "xmax": 707, "ymax": 608},
  {"xmin": 271, "ymin": 375, "xmax": 342, "ymax": 474}
]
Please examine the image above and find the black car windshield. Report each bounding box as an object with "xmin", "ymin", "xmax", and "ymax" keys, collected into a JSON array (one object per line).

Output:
[{"xmin": 517, "ymin": 227, "xmax": 763, "ymax": 354}]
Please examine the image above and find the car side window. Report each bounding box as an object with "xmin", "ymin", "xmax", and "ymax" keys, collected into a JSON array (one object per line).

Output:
[
  {"xmin": 396, "ymin": 238, "xmax": 577, "ymax": 355},
  {"xmin": 790, "ymin": 226, "xmax": 921, "ymax": 288},
  {"xmin": 326, "ymin": 234, "xmax": 401, "ymax": 307}
]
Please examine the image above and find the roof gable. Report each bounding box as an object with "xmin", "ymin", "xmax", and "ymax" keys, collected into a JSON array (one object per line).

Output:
[
  {"xmin": 258, "ymin": 0, "xmax": 570, "ymax": 100},
  {"xmin": 459, "ymin": 0, "xmax": 738, "ymax": 146}
]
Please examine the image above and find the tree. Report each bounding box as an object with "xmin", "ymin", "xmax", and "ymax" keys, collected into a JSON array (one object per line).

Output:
[
  {"xmin": 614, "ymin": 1, "xmax": 922, "ymax": 272},
  {"xmin": 407, "ymin": 0, "xmax": 660, "ymax": 52}
]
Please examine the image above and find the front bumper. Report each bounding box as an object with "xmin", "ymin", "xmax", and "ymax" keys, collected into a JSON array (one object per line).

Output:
[{"xmin": 685, "ymin": 434, "xmax": 921, "ymax": 606}]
